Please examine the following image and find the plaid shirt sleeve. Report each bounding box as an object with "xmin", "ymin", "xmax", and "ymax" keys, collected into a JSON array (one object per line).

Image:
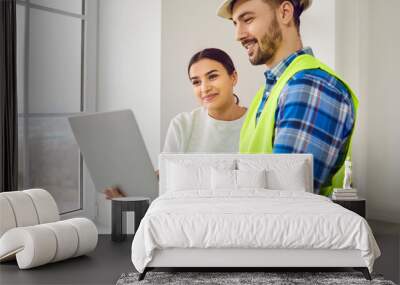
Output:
[{"xmin": 272, "ymin": 69, "xmax": 355, "ymax": 191}]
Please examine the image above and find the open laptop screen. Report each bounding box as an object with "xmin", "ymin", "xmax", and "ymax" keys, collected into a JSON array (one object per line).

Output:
[{"xmin": 68, "ymin": 109, "xmax": 158, "ymax": 200}]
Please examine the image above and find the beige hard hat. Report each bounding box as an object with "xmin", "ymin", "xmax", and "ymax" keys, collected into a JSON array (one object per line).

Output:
[{"xmin": 217, "ymin": 0, "xmax": 312, "ymax": 19}]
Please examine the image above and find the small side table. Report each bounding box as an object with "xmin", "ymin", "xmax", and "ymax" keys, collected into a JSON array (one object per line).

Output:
[
  {"xmin": 111, "ymin": 197, "xmax": 150, "ymax": 242},
  {"xmin": 332, "ymin": 198, "xmax": 366, "ymax": 218}
]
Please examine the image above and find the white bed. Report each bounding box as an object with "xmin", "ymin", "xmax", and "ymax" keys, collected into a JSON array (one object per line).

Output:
[{"xmin": 131, "ymin": 154, "xmax": 380, "ymax": 280}]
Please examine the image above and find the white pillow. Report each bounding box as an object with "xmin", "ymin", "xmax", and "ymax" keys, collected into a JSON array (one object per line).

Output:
[
  {"xmin": 266, "ymin": 162, "xmax": 308, "ymax": 191},
  {"xmin": 166, "ymin": 159, "xmax": 235, "ymax": 191},
  {"xmin": 236, "ymin": 169, "xmax": 267, "ymax": 189},
  {"xmin": 237, "ymin": 158, "xmax": 310, "ymax": 191},
  {"xmin": 211, "ymin": 168, "xmax": 236, "ymax": 190},
  {"xmin": 211, "ymin": 169, "xmax": 267, "ymax": 190},
  {"xmin": 167, "ymin": 163, "xmax": 209, "ymax": 191}
]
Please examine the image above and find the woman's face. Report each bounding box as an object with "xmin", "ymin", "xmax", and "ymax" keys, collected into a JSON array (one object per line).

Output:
[{"xmin": 189, "ymin": 59, "xmax": 237, "ymax": 110}]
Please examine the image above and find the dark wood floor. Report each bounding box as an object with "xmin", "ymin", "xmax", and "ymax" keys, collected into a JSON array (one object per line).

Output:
[{"xmin": 1, "ymin": 221, "xmax": 399, "ymax": 285}]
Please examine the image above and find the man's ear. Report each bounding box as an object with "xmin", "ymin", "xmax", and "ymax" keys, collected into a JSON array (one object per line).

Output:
[{"xmin": 278, "ymin": 0, "xmax": 295, "ymax": 26}]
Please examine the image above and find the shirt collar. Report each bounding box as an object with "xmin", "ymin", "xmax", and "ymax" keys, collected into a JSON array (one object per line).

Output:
[{"xmin": 264, "ymin": 47, "xmax": 314, "ymax": 84}]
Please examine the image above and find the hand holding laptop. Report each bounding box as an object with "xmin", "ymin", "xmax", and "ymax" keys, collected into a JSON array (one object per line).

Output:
[{"xmin": 102, "ymin": 170, "xmax": 159, "ymax": 200}]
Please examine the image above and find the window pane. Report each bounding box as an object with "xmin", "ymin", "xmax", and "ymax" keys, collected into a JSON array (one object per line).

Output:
[
  {"xmin": 17, "ymin": 5, "xmax": 27, "ymax": 190},
  {"xmin": 30, "ymin": 0, "xmax": 83, "ymax": 15},
  {"xmin": 28, "ymin": 117, "xmax": 81, "ymax": 213},
  {"xmin": 18, "ymin": 116, "xmax": 26, "ymax": 189},
  {"xmin": 28, "ymin": 8, "xmax": 82, "ymax": 114},
  {"xmin": 17, "ymin": 5, "xmax": 25, "ymax": 114}
]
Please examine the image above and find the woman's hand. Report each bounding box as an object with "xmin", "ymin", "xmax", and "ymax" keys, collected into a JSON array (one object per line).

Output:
[{"xmin": 103, "ymin": 186, "xmax": 125, "ymax": 199}]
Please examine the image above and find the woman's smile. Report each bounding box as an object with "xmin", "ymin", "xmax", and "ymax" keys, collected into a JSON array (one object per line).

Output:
[{"xmin": 202, "ymin": 93, "xmax": 218, "ymax": 103}]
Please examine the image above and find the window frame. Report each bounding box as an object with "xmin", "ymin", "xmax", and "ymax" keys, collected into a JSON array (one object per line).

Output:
[{"xmin": 16, "ymin": 0, "xmax": 98, "ymax": 219}]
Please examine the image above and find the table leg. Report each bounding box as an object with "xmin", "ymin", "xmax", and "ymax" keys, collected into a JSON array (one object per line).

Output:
[
  {"xmin": 112, "ymin": 201, "xmax": 126, "ymax": 242},
  {"xmin": 134, "ymin": 202, "xmax": 149, "ymax": 235}
]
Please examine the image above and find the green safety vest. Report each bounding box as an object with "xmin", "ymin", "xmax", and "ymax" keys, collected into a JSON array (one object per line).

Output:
[{"xmin": 239, "ymin": 54, "xmax": 359, "ymax": 196}]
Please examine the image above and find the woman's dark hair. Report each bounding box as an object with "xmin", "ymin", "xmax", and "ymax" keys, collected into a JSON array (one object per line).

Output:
[{"xmin": 187, "ymin": 48, "xmax": 236, "ymax": 77}]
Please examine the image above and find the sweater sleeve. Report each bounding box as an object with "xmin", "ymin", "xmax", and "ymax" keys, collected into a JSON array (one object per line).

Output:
[{"xmin": 162, "ymin": 113, "xmax": 191, "ymax": 153}]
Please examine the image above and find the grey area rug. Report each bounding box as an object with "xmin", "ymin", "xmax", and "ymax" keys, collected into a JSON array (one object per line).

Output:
[{"xmin": 116, "ymin": 271, "xmax": 396, "ymax": 285}]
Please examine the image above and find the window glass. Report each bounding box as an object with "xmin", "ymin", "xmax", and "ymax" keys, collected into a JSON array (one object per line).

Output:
[
  {"xmin": 30, "ymin": 0, "xmax": 83, "ymax": 15},
  {"xmin": 28, "ymin": 117, "xmax": 81, "ymax": 213},
  {"xmin": 28, "ymin": 8, "xmax": 82, "ymax": 114}
]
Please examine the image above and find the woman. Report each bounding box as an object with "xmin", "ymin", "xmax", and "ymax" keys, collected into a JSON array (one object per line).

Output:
[
  {"xmin": 163, "ymin": 48, "xmax": 247, "ymax": 153},
  {"xmin": 105, "ymin": 48, "xmax": 247, "ymax": 198}
]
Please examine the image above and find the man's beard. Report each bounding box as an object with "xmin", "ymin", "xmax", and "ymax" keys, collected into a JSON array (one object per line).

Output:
[{"xmin": 250, "ymin": 16, "xmax": 282, "ymax": 65}]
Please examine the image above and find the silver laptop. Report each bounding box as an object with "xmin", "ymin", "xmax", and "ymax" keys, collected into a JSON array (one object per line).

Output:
[{"xmin": 68, "ymin": 109, "xmax": 158, "ymax": 200}]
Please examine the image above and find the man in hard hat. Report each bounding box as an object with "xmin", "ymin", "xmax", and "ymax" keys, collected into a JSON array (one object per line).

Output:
[{"xmin": 217, "ymin": 0, "xmax": 358, "ymax": 195}]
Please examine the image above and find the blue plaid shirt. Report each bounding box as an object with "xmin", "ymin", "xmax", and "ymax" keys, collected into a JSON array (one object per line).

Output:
[{"xmin": 256, "ymin": 47, "xmax": 355, "ymax": 192}]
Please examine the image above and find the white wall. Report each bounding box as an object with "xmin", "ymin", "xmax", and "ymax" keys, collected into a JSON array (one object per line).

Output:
[
  {"xmin": 97, "ymin": 0, "xmax": 161, "ymax": 169},
  {"xmin": 335, "ymin": 0, "xmax": 367, "ymax": 198},
  {"xmin": 160, "ymin": 0, "xmax": 336, "ymax": 148},
  {"xmin": 336, "ymin": 0, "xmax": 400, "ymax": 223},
  {"xmin": 301, "ymin": 0, "xmax": 335, "ymax": 68},
  {"xmin": 365, "ymin": 0, "xmax": 400, "ymax": 223},
  {"xmin": 96, "ymin": 0, "xmax": 161, "ymax": 232}
]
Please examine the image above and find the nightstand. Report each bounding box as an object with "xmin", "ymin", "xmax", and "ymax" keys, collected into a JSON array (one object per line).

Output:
[
  {"xmin": 111, "ymin": 197, "xmax": 150, "ymax": 242},
  {"xmin": 332, "ymin": 198, "xmax": 366, "ymax": 218}
]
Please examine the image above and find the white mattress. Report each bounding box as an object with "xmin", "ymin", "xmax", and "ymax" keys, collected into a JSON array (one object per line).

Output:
[{"xmin": 131, "ymin": 190, "xmax": 380, "ymax": 273}]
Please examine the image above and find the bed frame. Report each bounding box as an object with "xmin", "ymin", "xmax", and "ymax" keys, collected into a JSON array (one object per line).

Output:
[
  {"xmin": 138, "ymin": 154, "xmax": 372, "ymax": 281},
  {"xmin": 139, "ymin": 248, "xmax": 371, "ymax": 280}
]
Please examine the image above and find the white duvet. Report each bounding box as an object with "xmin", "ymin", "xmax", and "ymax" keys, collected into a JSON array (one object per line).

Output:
[{"xmin": 131, "ymin": 190, "xmax": 380, "ymax": 273}]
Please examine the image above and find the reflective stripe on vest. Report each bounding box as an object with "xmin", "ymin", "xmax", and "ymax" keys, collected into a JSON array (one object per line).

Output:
[{"xmin": 239, "ymin": 54, "xmax": 359, "ymax": 196}]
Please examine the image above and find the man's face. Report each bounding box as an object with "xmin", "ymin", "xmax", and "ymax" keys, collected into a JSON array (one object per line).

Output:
[{"xmin": 232, "ymin": 0, "xmax": 283, "ymax": 65}]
